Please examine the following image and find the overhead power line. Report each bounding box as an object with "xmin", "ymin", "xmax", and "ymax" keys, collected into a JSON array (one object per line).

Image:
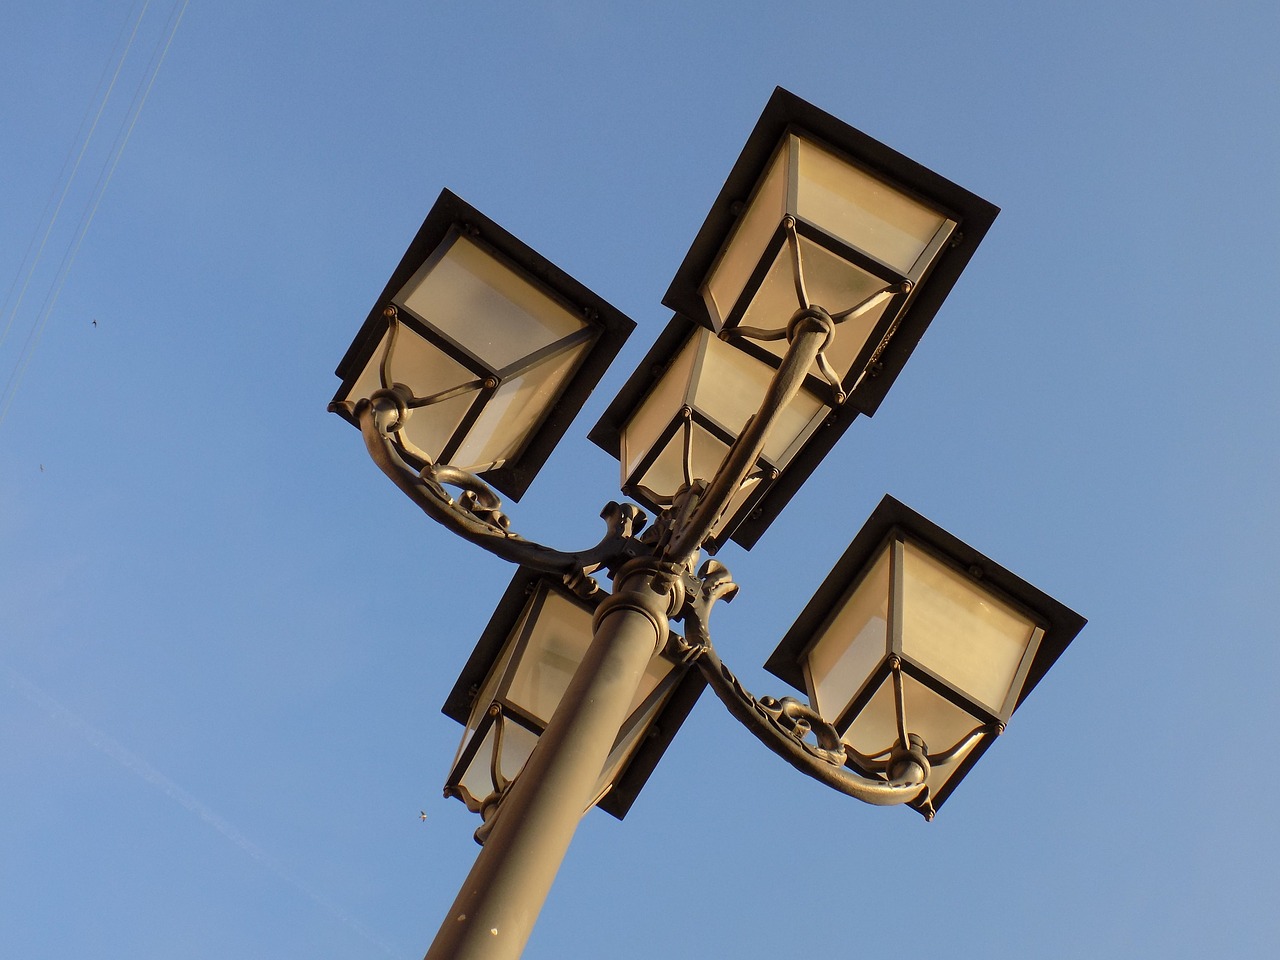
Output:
[{"xmin": 0, "ymin": 0, "xmax": 190, "ymax": 430}]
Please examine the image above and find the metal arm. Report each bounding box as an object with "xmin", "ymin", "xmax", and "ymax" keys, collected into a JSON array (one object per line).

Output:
[
  {"xmin": 674, "ymin": 561, "xmax": 999, "ymax": 817},
  {"xmin": 346, "ymin": 395, "xmax": 643, "ymax": 583},
  {"xmin": 674, "ymin": 561, "xmax": 932, "ymax": 807},
  {"xmin": 693, "ymin": 642, "xmax": 932, "ymax": 806}
]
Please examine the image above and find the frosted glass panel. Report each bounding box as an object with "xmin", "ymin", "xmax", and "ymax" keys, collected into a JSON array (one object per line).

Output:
[
  {"xmin": 634, "ymin": 420, "xmax": 730, "ymax": 499},
  {"xmin": 453, "ymin": 343, "xmax": 588, "ymax": 471},
  {"xmin": 842, "ymin": 672, "xmax": 981, "ymax": 800},
  {"xmin": 450, "ymin": 581, "xmax": 686, "ymax": 815},
  {"xmin": 795, "ymin": 136, "xmax": 952, "ymax": 277},
  {"xmin": 702, "ymin": 142, "xmax": 789, "ymax": 329},
  {"xmin": 806, "ymin": 547, "xmax": 891, "ymax": 719},
  {"xmin": 619, "ymin": 336, "xmax": 700, "ymax": 479},
  {"xmin": 900, "ymin": 543, "xmax": 1038, "ymax": 714},
  {"xmin": 455, "ymin": 627, "xmax": 523, "ymax": 770},
  {"xmin": 690, "ymin": 330, "xmax": 827, "ymax": 467},
  {"xmin": 338, "ymin": 325, "xmax": 475, "ymax": 462},
  {"xmin": 741, "ymin": 241, "xmax": 893, "ymax": 386},
  {"xmin": 633, "ymin": 423, "xmax": 760, "ymax": 542},
  {"xmin": 397, "ymin": 234, "xmax": 587, "ymax": 370},
  {"xmin": 621, "ymin": 329, "xmax": 827, "ymax": 497},
  {"xmin": 505, "ymin": 590, "xmax": 595, "ymax": 725},
  {"xmin": 457, "ymin": 719, "xmax": 538, "ymax": 806}
]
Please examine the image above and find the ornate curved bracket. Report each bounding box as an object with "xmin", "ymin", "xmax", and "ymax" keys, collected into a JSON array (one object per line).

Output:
[
  {"xmin": 673, "ymin": 560, "xmax": 931, "ymax": 808},
  {"xmin": 339, "ymin": 395, "xmax": 645, "ymax": 584},
  {"xmin": 694, "ymin": 641, "xmax": 931, "ymax": 807}
]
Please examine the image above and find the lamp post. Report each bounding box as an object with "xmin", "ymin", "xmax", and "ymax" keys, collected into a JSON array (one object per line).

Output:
[{"xmin": 329, "ymin": 88, "xmax": 1084, "ymax": 960}]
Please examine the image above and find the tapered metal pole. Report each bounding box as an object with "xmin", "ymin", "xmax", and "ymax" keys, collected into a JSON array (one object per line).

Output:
[{"xmin": 424, "ymin": 559, "xmax": 679, "ymax": 960}]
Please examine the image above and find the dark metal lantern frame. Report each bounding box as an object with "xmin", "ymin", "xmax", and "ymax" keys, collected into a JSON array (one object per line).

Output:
[
  {"xmin": 589, "ymin": 315, "xmax": 782, "ymax": 553},
  {"xmin": 661, "ymin": 89, "xmax": 999, "ymax": 547},
  {"xmin": 765, "ymin": 495, "xmax": 1086, "ymax": 814},
  {"xmin": 331, "ymin": 189, "xmax": 635, "ymax": 501}
]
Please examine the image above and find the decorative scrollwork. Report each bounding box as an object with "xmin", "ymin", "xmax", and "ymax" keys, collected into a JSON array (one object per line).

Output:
[
  {"xmin": 341, "ymin": 395, "xmax": 646, "ymax": 580},
  {"xmin": 691, "ymin": 639, "xmax": 929, "ymax": 806},
  {"xmin": 757, "ymin": 696, "xmax": 846, "ymax": 766},
  {"xmin": 675, "ymin": 560, "xmax": 931, "ymax": 808},
  {"xmin": 677, "ymin": 559, "xmax": 738, "ymax": 653}
]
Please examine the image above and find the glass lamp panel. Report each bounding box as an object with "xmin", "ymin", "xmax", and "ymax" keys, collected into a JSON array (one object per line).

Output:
[
  {"xmin": 701, "ymin": 141, "xmax": 789, "ymax": 329},
  {"xmin": 707, "ymin": 475, "xmax": 762, "ymax": 542},
  {"xmin": 454, "ymin": 630, "xmax": 523, "ymax": 770},
  {"xmin": 504, "ymin": 589, "xmax": 595, "ymax": 726},
  {"xmin": 633, "ymin": 420, "xmax": 728, "ymax": 497},
  {"xmin": 338, "ymin": 324, "xmax": 477, "ymax": 463},
  {"xmin": 628, "ymin": 422, "xmax": 761, "ymax": 543},
  {"xmin": 455, "ymin": 717, "xmax": 539, "ymax": 808},
  {"xmin": 690, "ymin": 329, "xmax": 827, "ymax": 467},
  {"xmin": 900, "ymin": 542, "xmax": 1040, "ymax": 716},
  {"xmin": 739, "ymin": 239, "xmax": 894, "ymax": 389},
  {"xmin": 396, "ymin": 233, "xmax": 589, "ymax": 370},
  {"xmin": 451, "ymin": 343, "xmax": 589, "ymax": 472},
  {"xmin": 804, "ymin": 546, "xmax": 891, "ymax": 720},
  {"xmin": 619, "ymin": 335, "xmax": 700, "ymax": 480},
  {"xmin": 794, "ymin": 135, "xmax": 954, "ymax": 279},
  {"xmin": 841, "ymin": 671, "xmax": 983, "ymax": 800}
]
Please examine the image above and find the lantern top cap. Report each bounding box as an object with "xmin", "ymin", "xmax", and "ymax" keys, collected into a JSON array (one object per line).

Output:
[
  {"xmin": 766, "ymin": 495, "xmax": 1086, "ymax": 708},
  {"xmin": 662, "ymin": 86, "xmax": 1000, "ymax": 329}
]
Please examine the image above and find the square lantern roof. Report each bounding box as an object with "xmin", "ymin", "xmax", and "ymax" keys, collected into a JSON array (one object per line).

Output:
[{"xmin": 332, "ymin": 189, "xmax": 634, "ymax": 501}]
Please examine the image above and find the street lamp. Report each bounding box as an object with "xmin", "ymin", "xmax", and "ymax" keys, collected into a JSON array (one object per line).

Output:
[
  {"xmin": 329, "ymin": 87, "xmax": 1083, "ymax": 960},
  {"xmin": 659, "ymin": 87, "xmax": 998, "ymax": 547}
]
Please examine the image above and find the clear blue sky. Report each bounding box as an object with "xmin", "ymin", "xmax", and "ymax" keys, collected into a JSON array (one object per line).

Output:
[{"xmin": 2, "ymin": 2, "xmax": 1277, "ymax": 958}]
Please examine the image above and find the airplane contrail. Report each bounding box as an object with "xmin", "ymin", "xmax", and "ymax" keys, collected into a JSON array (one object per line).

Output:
[{"xmin": 6, "ymin": 665, "xmax": 406, "ymax": 958}]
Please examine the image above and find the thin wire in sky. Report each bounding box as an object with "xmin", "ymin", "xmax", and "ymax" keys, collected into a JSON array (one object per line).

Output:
[
  {"xmin": 0, "ymin": 0, "xmax": 190, "ymax": 431},
  {"xmin": 5, "ymin": 665, "xmax": 406, "ymax": 958},
  {"xmin": 0, "ymin": 0, "xmax": 151, "ymax": 357}
]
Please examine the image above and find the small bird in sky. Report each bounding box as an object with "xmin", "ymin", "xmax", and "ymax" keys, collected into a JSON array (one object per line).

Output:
[
  {"xmin": 91, "ymin": 319, "xmax": 97, "ymax": 327},
  {"xmin": 419, "ymin": 811, "xmax": 428, "ymax": 821},
  {"xmin": 39, "ymin": 464, "xmax": 44, "ymax": 472}
]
